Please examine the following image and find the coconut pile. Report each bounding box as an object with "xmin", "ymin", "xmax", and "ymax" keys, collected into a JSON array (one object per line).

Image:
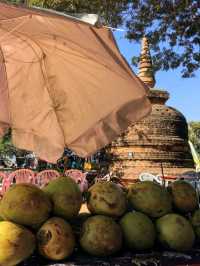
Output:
[{"xmin": 0, "ymin": 177, "xmax": 200, "ymax": 266}]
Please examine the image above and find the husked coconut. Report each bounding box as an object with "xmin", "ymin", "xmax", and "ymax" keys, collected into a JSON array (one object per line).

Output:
[
  {"xmin": 156, "ymin": 213, "xmax": 195, "ymax": 251},
  {"xmin": 0, "ymin": 221, "xmax": 35, "ymax": 266},
  {"xmin": 120, "ymin": 211, "xmax": 156, "ymax": 250},
  {"xmin": 128, "ymin": 181, "xmax": 172, "ymax": 218},
  {"xmin": 43, "ymin": 177, "xmax": 82, "ymax": 220},
  {"xmin": 80, "ymin": 215, "xmax": 122, "ymax": 256},
  {"xmin": 0, "ymin": 184, "xmax": 51, "ymax": 228},
  {"xmin": 37, "ymin": 217, "xmax": 75, "ymax": 260},
  {"xmin": 170, "ymin": 180, "xmax": 198, "ymax": 213},
  {"xmin": 191, "ymin": 209, "xmax": 200, "ymax": 243},
  {"xmin": 87, "ymin": 181, "xmax": 127, "ymax": 217}
]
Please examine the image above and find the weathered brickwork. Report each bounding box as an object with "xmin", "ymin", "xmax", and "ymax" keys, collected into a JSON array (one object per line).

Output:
[{"xmin": 106, "ymin": 89, "xmax": 194, "ymax": 185}]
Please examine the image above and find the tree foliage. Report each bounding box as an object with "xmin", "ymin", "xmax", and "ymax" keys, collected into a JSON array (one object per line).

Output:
[
  {"xmin": 127, "ymin": 0, "xmax": 200, "ymax": 77},
  {"xmin": 0, "ymin": 130, "xmax": 28, "ymax": 157},
  {"xmin": 7, "ymin": 0, "xmax": 130, "ymax": 27},
  {"xmin": 0, "ymin": 129, "xmax": 12, "ymax": 153},
  {"xmin": 188, "ymin": 122, "xmax": 200, "ymax": 155}
]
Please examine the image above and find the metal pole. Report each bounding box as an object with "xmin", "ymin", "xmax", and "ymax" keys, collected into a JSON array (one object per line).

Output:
[{"xmin": 161, "ymin": 162, "xmax": 165, "ymax": 186}]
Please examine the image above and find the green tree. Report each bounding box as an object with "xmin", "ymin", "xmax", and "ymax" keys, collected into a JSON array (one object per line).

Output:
[
  {"xmin": 0, "ymin": 130, "xmax": 29, "ymax": 158},
  {"xmin": 0, "ymin": 129, "xmax": 13, "ymax": 154},
  {"xmin": 126, "ymin": 1, "xmax": 200, "ymax": 78},
  {"xmin": 7, "ymin": 0, "xmax": 130, "ymax": 27},
  {"xmin": 189, "ymin": 122, "xmax": 200, "ymax": 154}
]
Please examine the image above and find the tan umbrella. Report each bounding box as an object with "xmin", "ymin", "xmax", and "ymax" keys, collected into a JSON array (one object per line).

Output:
[{"xmin": 0, "ymin": 3, "xmax": 151, "ymax": 163}]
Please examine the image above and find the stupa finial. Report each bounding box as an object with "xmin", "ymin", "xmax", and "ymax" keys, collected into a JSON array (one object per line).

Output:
[{"xmin": 138, "ymin": 37, "xmax": 155, "ymax": 88}]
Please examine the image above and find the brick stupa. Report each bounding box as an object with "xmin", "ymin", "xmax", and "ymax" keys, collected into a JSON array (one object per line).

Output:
[{"xmin": 105, "ymin": 37, "xmax": 194, "ymax": 185}]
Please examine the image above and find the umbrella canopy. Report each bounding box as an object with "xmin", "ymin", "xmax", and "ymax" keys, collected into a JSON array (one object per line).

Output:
[{"xmin": 0, "ymin": 3, "xmax": 151, "ymax": 163}]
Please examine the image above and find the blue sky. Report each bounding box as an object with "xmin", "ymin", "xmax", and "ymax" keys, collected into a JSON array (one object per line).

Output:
[{"xmin": 114, "ymin": 31, "xmax": 200, "ymax": 122}]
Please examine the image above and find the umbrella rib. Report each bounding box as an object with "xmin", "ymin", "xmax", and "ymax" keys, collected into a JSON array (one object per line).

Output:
[
  {"xmin": 0, "ymin": 15, "xmax": 32, "ymax": 43},
  {"xmin": 1, "ymin": 25, "xmax": 55, "ymax": 107},
  {"xmin": 32, "ymin": 6, "xmax": 99, "ymax": 26},
  {"xmin": 90, "ymin": 27, "xmax": 133, "ymax": 80},
  {"xmin": 1, "ymin": 31, "xmax": 43, "ymax": 64}
]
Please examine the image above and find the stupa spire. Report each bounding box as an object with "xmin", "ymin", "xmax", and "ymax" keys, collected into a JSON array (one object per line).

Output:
[{"xmin": 138, "ymin": 37, "xmax": 155, "ymax": 88}]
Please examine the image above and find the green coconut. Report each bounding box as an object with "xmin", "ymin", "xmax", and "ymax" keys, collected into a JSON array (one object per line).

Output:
[
  {"xmin": 156, "ymin": 213, "xmax": 195, "ymax": 251},
  {"xmin": 190, "ymin": 209, "xmax": 200, "ymax": 243},
  {"xmin": 170, "ymin": 180, "xmax": 198, "ymax": 213},
  {"xmin": 0, "ymin": 221, "xmax": 35, "ymax": 266},
  {"xmin": 120, "ymin": 211, "xmax": 156, "ymax": 250},
  {"xmin": 80, "ymin": 215, "xmax": 122, "ymax": 256},
  {"xmin": 43, "ymin": 177, "xmax": 82, "ymax": 220},
  {"xmin": 0, "ymin": 183, "xmax": 52, "ymax": 228},
  {"xmin": 127, "ymin": 181, "xmax": 172, "ymax": 218},
  {"xmin": 87, "ymin": 181, "xmax": 127, "ymax": 217},
  {"xmin": 37, "ymin": 217, "xmax": 75, "ymax": 260}
]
